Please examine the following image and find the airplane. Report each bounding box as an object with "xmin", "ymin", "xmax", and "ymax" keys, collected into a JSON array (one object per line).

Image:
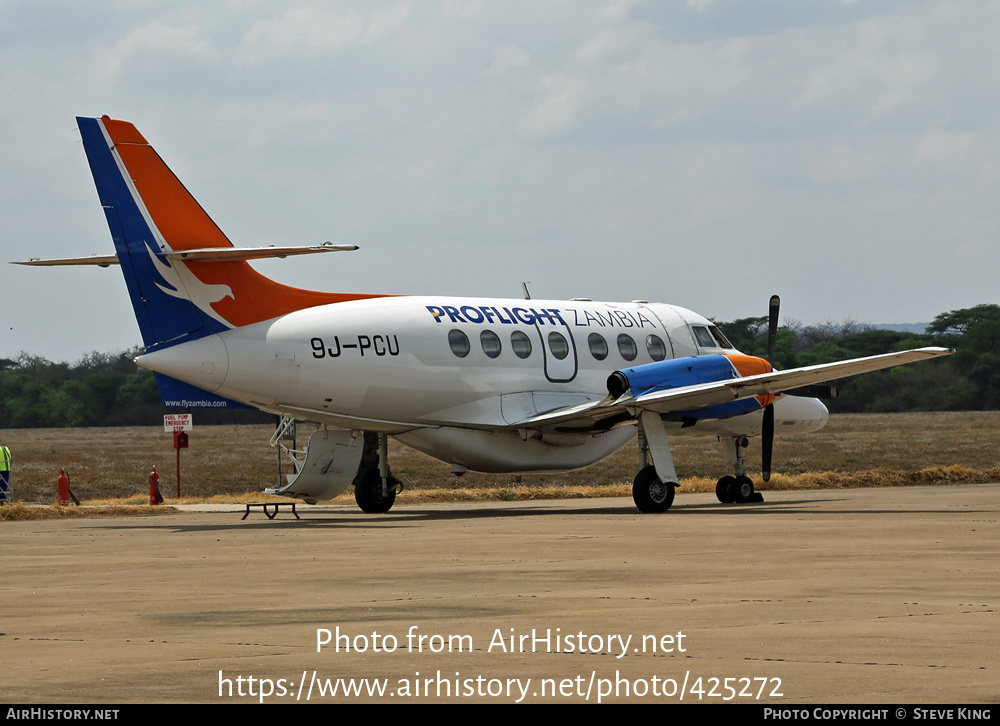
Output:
[{"xmin": 18, "ymin": 116, "xmax": 952, "ymax": 514}]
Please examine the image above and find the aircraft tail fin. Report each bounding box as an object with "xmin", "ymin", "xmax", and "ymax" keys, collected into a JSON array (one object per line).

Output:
[{"xmin": 76, "ymin": 116, "xmax": 382, "ymax": 351}]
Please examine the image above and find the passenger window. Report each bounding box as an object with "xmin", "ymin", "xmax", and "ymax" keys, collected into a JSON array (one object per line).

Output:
[
  {"xmin": 646, "ymin": 334, "xmax": 667, "ymax": 361},
  {"xmin": 692, "ymin": 326, "xmax": 716, "ymax": 348},
  {"xmin": 617, "ymin": 334, "xmax": 637, "ymax": 361},
  {"xmin": 588, "ymin": 333, "xmax": 608, "ymax": 361},
  {"xmin": 448, "ymin": 329, "xmax": 470, "ymax": 358},
  {"xmin": 510, "ymin": 330, "xmax": 532, "ymax": 359},
  {"xmin": 548, "ymin": 331, "xmax": 569, "ymax": 360},
  {"xmin": 481, "ymin": 330, "xmax": 502, "ymax": 359}
]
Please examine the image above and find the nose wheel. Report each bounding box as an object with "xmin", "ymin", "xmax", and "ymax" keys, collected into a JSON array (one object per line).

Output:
[
  {"xmin": 715, "ymin": 474, "xmax": 761, "ymax": 503},
  {"xmin": 717, "ymin": 436, "xmax": 765, "ymax": 504}
]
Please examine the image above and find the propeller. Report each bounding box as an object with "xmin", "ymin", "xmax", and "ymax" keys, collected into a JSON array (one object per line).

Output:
[
  {"xmin": 759, "ymin": 296, "xmax": 840, "ymax": 482},
  {"xmin": 761, "ymin": 295, "xmax": 779, "ymax": 482}
]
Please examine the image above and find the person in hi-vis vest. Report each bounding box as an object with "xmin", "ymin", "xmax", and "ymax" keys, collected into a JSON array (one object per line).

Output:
[{"xmin": 0, "ymin": 445, "xmax": 11, "ymax": 502}]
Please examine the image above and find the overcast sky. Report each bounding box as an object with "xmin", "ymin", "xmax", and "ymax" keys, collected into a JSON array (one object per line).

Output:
[{"xmin": 2, "ymin": 0, "xmax": 998, "ymax": 362}]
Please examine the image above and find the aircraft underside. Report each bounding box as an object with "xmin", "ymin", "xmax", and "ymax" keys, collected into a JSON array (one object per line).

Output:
[{"xmin": 261, "ymin": 392, "xmax": 830, "ymax": 512}]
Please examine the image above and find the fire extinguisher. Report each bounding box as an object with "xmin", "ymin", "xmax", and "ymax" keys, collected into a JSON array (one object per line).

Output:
[
  {"xmin": 149, "ymin": 465, "xmax": 163, "ymax": 505},
  {"xmin": 58, "ymin": 468, "xmax": 69, "ymax": 507}
]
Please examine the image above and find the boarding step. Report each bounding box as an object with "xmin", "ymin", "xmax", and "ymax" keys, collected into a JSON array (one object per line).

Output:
[{"xmin": 242, "ymin": 502, "xmax": 300, "ymax": 520}]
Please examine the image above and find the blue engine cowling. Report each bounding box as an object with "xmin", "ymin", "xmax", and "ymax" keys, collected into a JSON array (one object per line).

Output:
[{"xmin": 606, "ymin": 355, "xmax": 762, "ymax": 422}]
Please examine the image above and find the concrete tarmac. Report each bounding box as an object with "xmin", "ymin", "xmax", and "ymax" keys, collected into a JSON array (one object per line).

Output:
[{"xmin": 2, "ymin": 483, "xmax": 998, "ymax": 704}]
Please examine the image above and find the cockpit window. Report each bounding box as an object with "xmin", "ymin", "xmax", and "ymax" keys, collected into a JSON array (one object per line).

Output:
[
  {"xmin": 692, "ymin": 325, "xmax": 735, "ymax": 349},
  {"xmin": 708, "ymin": 326, "xmax": 734, "ymax": 349},
  {"xmin": 692, "ymin": 326, "xmax": 715, "ymax": 348}
]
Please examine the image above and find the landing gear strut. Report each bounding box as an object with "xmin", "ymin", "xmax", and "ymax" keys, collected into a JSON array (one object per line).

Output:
[
  {"xmin": 353, "ymin": 432, "xmax": 403, "ymax": 513},
  {"xmin": 716, "ymin": 437, "xmax": 764, "ymax": 504},
  {"xmin": 632, "ymin": 412, "xmax": 680, "ymax": 513}
]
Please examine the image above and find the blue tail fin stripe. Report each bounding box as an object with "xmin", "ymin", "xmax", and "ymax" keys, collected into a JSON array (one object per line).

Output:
[{"xmin": 78, "ymin": 116, "xmax": 227, "ymax": 350}]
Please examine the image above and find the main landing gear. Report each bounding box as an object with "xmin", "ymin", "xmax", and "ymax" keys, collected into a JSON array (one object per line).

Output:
[
  {"xmin": 632, "ymin": 412, "xmax": 680, "ymax": 513},
  {"xmin": 353, "ymin": 432, "xmax": 403, "ymax": 513},
  {"xmin": 716, "ymin": 437, "xmax": 764, "ymax": 504},
  {"xmin": 354, "ymin": 468, "xmax": 401, "ymax": 513},
  {"xmin": 632, "ymin": 465, "xmax": 675, "ymax": 513}
]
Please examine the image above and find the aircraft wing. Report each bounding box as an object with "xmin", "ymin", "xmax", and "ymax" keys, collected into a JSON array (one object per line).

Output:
[
  {"xmin": 511, "ymin": 347, "xmax": 952, "ymax": 430},
  {"xmin": 164, "ymin": 243, "xmax": 358, "ymax": 262}
]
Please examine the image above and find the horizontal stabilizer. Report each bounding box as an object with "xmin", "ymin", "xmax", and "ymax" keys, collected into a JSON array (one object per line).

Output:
[
  {"xmin": 13, "ymin": 255, "xmax": 119, "ymax": 267},
  {"xmin": 13, "ymin": 243, "xmax": 358, "ymax": 267}
]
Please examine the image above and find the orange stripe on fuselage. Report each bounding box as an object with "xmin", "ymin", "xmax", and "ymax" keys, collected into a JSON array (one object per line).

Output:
[
  {"xmin": 104, "ymin": 119, "xmax": 389, "ymax": 328},
  {"xmin": 724, "ymin": 354, "xmax": 777, "ymax": 408}
]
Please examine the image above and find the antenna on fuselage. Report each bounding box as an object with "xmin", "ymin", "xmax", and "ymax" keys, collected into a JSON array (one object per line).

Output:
[{"xmin": 520, "ymin": 282, "xmax": 532, "ymax": 300}]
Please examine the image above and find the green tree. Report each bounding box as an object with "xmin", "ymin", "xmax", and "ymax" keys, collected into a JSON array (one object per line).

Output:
[
  {"xmin": 927, "ymin": 304, "xmax": 1000, "ymax": 346},
  {"xmin": 950, "ymin": 317, "xmax": 1000, "ymax": 408}
]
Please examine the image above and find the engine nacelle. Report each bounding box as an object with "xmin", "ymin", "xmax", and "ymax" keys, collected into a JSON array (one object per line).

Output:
[
  {"xmin": 607, "ymin": 355, "xmax": 740, "ymax": 398},
  {"xmin": 607, "ymin": 354, "xmax": 775, "ymax": 422}
]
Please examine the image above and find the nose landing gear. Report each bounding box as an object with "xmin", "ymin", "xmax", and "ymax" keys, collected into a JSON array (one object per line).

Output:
[{"xmin": 716, "ymin": 436, "xmax": 764, "ymax": 504}]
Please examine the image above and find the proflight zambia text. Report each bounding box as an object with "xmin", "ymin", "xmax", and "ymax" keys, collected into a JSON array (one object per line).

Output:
[{"xmin": 425, "ymin": 305, "xmax": 657, "ymax": 329}]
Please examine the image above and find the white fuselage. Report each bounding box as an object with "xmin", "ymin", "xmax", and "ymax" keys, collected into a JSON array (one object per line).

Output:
[{"xmin": 137, "ymin": 296, "xmax": 829, "ymax": 472}]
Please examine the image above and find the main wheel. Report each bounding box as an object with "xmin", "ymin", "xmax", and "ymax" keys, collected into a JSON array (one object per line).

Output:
[
  {"xmin": 716, "ymin": 475, "xmax": 736, "ymax": 503},
  {"xmin": 632, "ymin": 466, "xmax": 676, "ymax": 513},
  {"xmin": 732, "ymin": 475, "xmax": 755, "ymax": 503},
  {"xmin": 354, "ymin": 469, "xmax": 398, "ymax": 513}
]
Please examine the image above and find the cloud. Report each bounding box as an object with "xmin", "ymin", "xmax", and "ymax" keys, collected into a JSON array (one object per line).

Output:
[
  {"xmin": 518, "ymin": 73, "xmax": 593, "ymax": 139},
  {"xmin": 243, "ymin": 3, "xmax": 411, "ymax": 56},
  {"xmin": 4, "ymin": 0, "xmax": 1000, "ymax": 360}
]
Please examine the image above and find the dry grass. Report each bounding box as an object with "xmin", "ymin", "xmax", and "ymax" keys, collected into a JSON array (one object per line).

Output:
[
  {"xmin": 2, "ymin": 412, "xmax": 999, "ymax": 518},
  {"xmin": 0, "ymin": 501, "xmax": 176, "ymax": 521}
]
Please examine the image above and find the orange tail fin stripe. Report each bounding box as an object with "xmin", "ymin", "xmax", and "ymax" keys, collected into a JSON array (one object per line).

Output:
[{"xmin": 105, "ymin": 118, "xmax": 390, "ymax": 328}]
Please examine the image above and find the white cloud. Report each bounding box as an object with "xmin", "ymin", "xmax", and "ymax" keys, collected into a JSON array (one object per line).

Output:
[
  {"xmin": 489, "ymin": 44, "xmax": 531, "ymax": 75},
  {"xmin": 118, "ymin": 21, "xmax": 217, "ymax": 59},
  {"xmin": 243, "ymin": 2, "xmax": 410, "ymax": 55},
  {"xmin": 518, "ymin": 73, "xmax": 593, "ymax": 139},
  {"xmin": 3, "ymin": 0, "xmax": 1000, "ymax": 360},
  {"xmin": 685, "ymin": 0, "xmax": 719, "ymax": 14}
]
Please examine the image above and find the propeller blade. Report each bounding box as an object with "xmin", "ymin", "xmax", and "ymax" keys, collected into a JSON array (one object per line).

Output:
[
  {"xmin": 762, "ymin": 402, "xmax": 774, "ymax": 482},
  {"xmin": 762, "ymin": 294, "xmax": 780, "ymax": 483},
  {"xmin": 767, "ymin": 294, "xmax": 780, "ymax": 363}
]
